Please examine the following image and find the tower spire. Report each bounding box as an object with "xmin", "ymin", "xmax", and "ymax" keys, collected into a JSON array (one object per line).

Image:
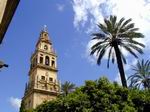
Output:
[{"xmin": 36, "ymin": 25, "xmax": 52, "ymax": 48}]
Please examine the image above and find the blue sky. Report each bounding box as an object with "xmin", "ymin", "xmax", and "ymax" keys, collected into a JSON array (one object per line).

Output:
[{"xmin": 0, "ymin": 0, "xmax": 150, "ymax": 112}]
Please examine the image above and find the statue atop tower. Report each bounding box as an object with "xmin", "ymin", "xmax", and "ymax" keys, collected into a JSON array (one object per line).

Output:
[{"xmin": 22, "ymin": 26, "xmax": 60, "ymax": 109}]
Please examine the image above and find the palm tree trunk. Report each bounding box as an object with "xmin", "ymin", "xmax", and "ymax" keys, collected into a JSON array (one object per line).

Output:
[{"xmin": 114, "ymin": 44, "xmax": 127, "ymax": 88}]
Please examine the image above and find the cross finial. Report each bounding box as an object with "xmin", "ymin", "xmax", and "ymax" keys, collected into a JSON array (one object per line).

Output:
[{"xmin": 43, "ymin": 25, "xmax": 47, "ymax": 32}]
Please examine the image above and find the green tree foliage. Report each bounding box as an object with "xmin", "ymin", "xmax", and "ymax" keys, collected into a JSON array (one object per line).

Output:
[
  {"xmin": 33, "ymin": 77, "xmax": 150, "ymax": 112},
  {"xmin": 61, "ymin": 81, "xmax": 76, "ymax": 96},
  {"xmin": 128, "ymin": 59, "xmax": 150, "ymax": 89},
  {"xmin": 20, "ymin": 100, "xmax": 34, "ymax": 112},
  {"xmin": 20, "ymin": 100, "xmax": 26, "ymax": 112},
  {"xmin": 90, "ymin": 15, "xmax": 145, "ymax": 87}
]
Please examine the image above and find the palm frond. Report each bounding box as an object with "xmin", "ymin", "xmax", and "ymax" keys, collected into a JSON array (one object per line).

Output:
[
  {"xmin": 117, "ymin": 17, "xmax": 125, "ymax": 28},
  {"xmin": 91, "ymin": 41, "xmax": 104, "ymax": 50},
  {"xmin": 111, "ymin": 52, "xmax": 115, "ymax": 64},
  {"xmin": 145, "ymin": 60, "xmax": 150, "ymax": 71},
  {"xmin": 129, "ymin": 39, "xmax": 145, "ymax": 48},
  {"xmin": 98, "ymin": 23, "xmax": 109, "ymax": 34},
  {"xmin": 120, "ymin": 18, "xmax": 132, "ymax": 29},
  {"xmin": 97, "ymin": 44, "xmax": 109, "ymax": 65},
  {"xmin": 131, "ymin": 32, "xmax": 144, "ymax": 38},
  {"xmin": 128, "ymin": 44, "xmax": 144, "ymax": 54},
  {"xmin": 124, "ymin": 23, "xmax": 135, "ymax": 31},
  {"xmin": 122, "ymin": 44, "xmax": 138, "ymax": 58},
  {"xmin": 104, "ymin": 18, "xmax": 113, "ymax": 33},
  {"xmin": 91, "ymin": 33, "xmax": 106, "ymax": 39},
  {"xmin": 110, "ymin": 15, "xmax": 117, "ymax": 29},
  {"xmin": 129, "ymin": 28, "xmax": 139, "ymax": 32},
  {"xmin": 90, "ymin": 45, "xmax": 101, "ymax": 55},
  {"xmin": 61, "ymin": 81, "xmax": 76, "ymax": 96},
  {"xmin": 128, "ymin": 59, "xmax": 150, "ymax": 89},
  {"xmin": 107, "ymin": 47, "xmax": 113, "ymax": 68}
]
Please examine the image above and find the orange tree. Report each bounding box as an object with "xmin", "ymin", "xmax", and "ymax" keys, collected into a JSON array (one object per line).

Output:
[{"xmin": 33, "ymin": 77, "xmax": 150, "ymax": 112}]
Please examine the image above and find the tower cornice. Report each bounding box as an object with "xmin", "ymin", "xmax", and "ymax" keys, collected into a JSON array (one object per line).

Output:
[
  {"xmin": 23, "ymin": 88, "xmax": 60, "ymax": 100},
  {"xmin": 28, "ymin": 64, "xmax": 58, "ymax": 76}
]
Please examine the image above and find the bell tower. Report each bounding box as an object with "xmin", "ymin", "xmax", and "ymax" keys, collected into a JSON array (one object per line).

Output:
[{"xmin": 22, "ymin": 26, "xmax": 60, "ymax": 109}]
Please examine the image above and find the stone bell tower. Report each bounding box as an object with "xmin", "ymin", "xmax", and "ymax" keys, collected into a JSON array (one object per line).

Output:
[{"xmin": 22, "ymin": 26, "xmax": 60, "ymax": 109}]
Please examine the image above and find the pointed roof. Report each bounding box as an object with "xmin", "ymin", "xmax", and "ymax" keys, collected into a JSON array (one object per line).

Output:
[{"xmin": 36, "ymin": 25, "xmax": 52, "ymax": 47}]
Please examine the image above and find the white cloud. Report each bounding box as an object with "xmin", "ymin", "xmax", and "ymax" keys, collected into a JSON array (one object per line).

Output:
[
  {"xmin": 9, "ymin": 97, "xmax": 21, "ymax": 110},
  {"xmin": 72, "ymin": 0, "xmax": 150, "ymax": 64},
  {"xmin": 72, "ymin": 0, "xmax": 150, "ymax": 34},
  {"xmin": 57, "ymin": 4, "xmax": 65, "ymax": 12},
  {"xmin": 72, "ymin": 0, "xmax": 105, "ymax": 31},
  {"xmin": 72, "ymin": 0, "xmax": 150, "ymax": 44}
]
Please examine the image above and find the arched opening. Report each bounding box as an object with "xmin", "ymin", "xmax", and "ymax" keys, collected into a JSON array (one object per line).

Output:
[
  {"xmin": 40, "ymin": 57, "xmax": 43, "ymax": 64},
  {"xmin": 51, "ymin": 60, "xmax": 55, "ymax": 67},
  {"xmin": 45, "ymin": 56, "xmax": 49, "ymax": 65}
]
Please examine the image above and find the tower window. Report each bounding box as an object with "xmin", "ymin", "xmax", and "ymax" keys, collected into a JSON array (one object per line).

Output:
[
  {"xmin": 40, "ymin": 57, "xmax": 43, "ymax": 64},
  {"xmin": 50, "ymin": 87, "xmax": 53, "ymax": 91},
  {"xmin": 41, "ymin": 76, "xmax": 45, "ymax": 80},
  {"xmin": 51, "ymin": 60, "xmax": 55, "ymax": 67},
  {"xmin": 49, "ymin": 77, "xmax": 53, "ymax": 82},
  {"xmin": 45, "ymin": 56, "xmax": 49, "ymax": 65},
  {"xmin": 44, "ymin": 34, "xmax": 47, "ymax": 36},
  {"xmin": 44, "ymin": 45, "xmax": 48, "ymax": 50}
]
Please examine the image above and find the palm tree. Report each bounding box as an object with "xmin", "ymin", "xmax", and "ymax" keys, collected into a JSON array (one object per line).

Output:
[
  {"xmin": 61, "ymin": 81, "xmax": 76, "ymax": 96},
  {"xmin": 128, "ymin": 59, "xmax": 150, "ymax": 89},
  {"xmin": 90, "ymin": 15, "xmax": 145, "ymax": 87}
]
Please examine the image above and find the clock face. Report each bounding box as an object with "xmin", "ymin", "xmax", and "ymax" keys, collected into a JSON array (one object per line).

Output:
[{"xmin": 44, "ymin": 45, "xmax": 48, "ymax": 50}]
